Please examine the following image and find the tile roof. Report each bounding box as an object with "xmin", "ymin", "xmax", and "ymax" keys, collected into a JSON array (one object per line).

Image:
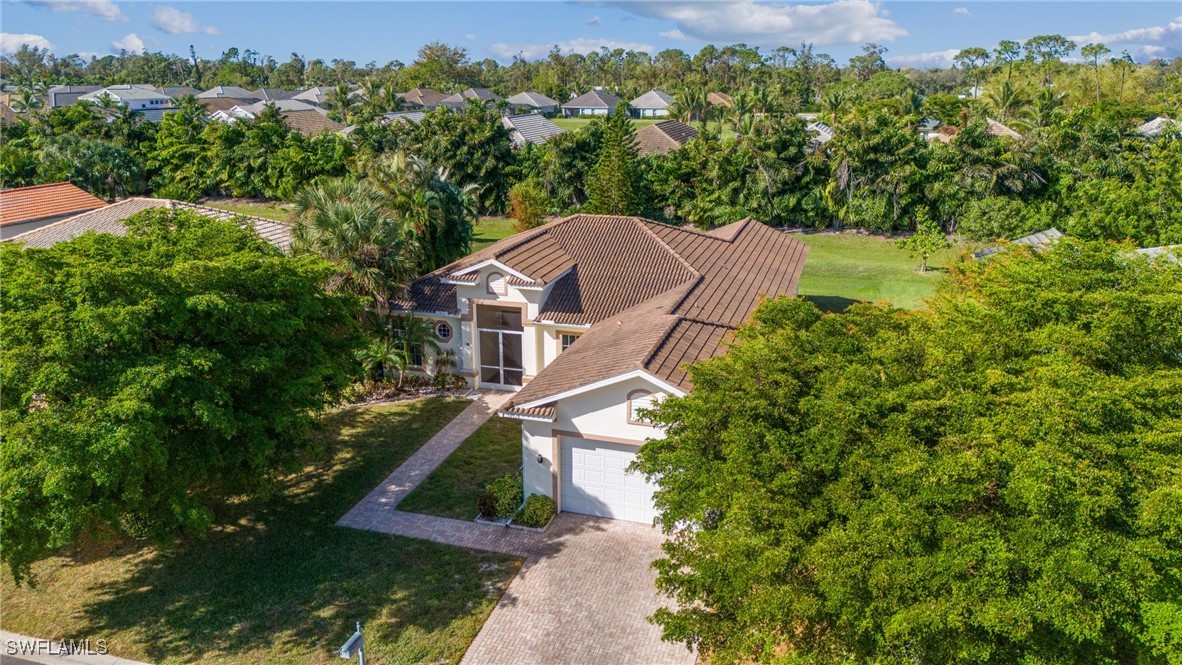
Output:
[
  {"xmin": 4, "ymin": 198, "xmax": 293, "ymax": 252},
  {"xmin": 0, "ymin": 182, "xmax": 107, "ymax": 227},
  {"xmin": 507, "ymin": 91, "xmax": 559, "ymax": 108},
  {"xmin": 281, "ymin": 109, "xmax": 347, "ymax": 137},
  {"xmin": 630, "ymin": 89, "xmax": 674, "ymax": 109},
  {"xmin": 806, "ymin": 121, "xmax": 835, "ymax": 146},
  {"xmin": 292, "ymin": 87, "xmax": 334, "ymax": 105},
  {"xmin": 399, "ymin": 88, "xmax": 448, "ymax": 107},
  {"xmin": 46, "ymin": 85, "xmax": 102, "ymax": 107},
  {"xmin": 198, "ymin": 97, "xmax": 251, "ymax": 113},
  {"xmin": 81, "ymin": 85, "xmax": 171, "ymax": 102},
  {"xmin": 0, "ymin": 102, "xmax": 16, "ymax": 124},
  {"xmin": 564, "ymin": 90, "xmax": 622, "ymax": 109},
  {"xmin": 197, "ymin": 85, "xmax": 260, "ymax": 100},
  {"xmin": 502, "ymin": 113, "xmax": 565, "ymax": 147},
  {"xmin": 157, "ymin": 86, "xmax": 201, "ymax": 98},
  {"xmin": 972, "ymin": 227, "xmax": 1064, "ymax": 260},
  {"xmin": 707, "ymin": 92, "xmax": 733, "ymax": 107},
  {"xmin": 1138, "ymin": 116, "xmax": 1180, "ymax": 137},
  {"xmin": 240, "ymin": 99, "xmax": 326, "ymax": 115},
  {"xmin": 633, "ymin": 120, "xmax": 698, "ymax": 156},
  {"xmin": 986, "ymin": 118, "xmax": 1023, "ymax": 139},
  {"xmin": 252, "ymin": 88, "xmax": 300, "ymax": 101},
  {"xmin": 384, "ymin": 111, "xmax": 427, "ymax": 124}
]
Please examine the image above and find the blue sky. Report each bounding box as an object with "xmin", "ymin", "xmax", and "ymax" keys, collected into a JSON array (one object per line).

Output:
[{"xmin": 2, "ymin": 1, "xmax": 1179, "ymax": 69}]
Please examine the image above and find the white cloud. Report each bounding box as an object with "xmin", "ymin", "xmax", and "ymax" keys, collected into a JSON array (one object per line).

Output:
[
  {"xmin": 25, "ymin": 0, "xmax": 124, "ymax": 21},
  {"xmin": 660, "ymin": 29, "xmax": 688, "ymax": 41},
  {"xmin": 887, "ymin": 48, "xmax": 959, "ymax": 69},
  {"xmin": 617, "ymin": 0, "xmax": 905, "ymax": 48},
  {"xmin": 151, "ymin": 6, "xmax": 216, "ymax": 35},
  {"xmin": 1, "ymin": 32, "xmax": 54, "ymax": 54},
  {"xmin": 952, "ymin": 7, "xmax": 973, "ymax": 17},
  {"xmin": 464, "ymin": 33, "xmax": 478, "ymax": 41},
  {"xmin": 489, "ymin": 38, "xmax": 656, "ymax": 61},
  {"xmin": 111, "ymin": 32, "xmax": 144, "ymax": 53},
  {"xmin": 1071, "ymin": 17, "xmax": 1182, "ymax": 61},
  {"xmin": 587, "ymin": 15, "xmax": 601, "ymax": 27}
]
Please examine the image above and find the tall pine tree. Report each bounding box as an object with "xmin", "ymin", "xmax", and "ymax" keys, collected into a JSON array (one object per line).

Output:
[{"xmin": 586, "ymin": 102, "xmax": 647, "ymax": 215}]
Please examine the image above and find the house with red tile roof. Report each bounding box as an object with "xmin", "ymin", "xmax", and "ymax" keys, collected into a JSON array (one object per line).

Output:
[
  {"xmin": 0, "ymin": 182, "xmax": 107, "ymax": 239},
  {"xmin": 395, "ymin": 214, "xmax": 809, "ymax": 523}
]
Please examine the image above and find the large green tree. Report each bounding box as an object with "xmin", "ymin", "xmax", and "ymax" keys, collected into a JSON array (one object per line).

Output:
[
  {"xmin": 585, "ymin": 102, "xmax": 648, "ymax": 215},
  {"xmin": 0, "ymin": 209, "xmax": 361, "ymax": 582},
  {"xmin": 635, "ymin": 240, "xmax": 1182, "ymax": 663}
]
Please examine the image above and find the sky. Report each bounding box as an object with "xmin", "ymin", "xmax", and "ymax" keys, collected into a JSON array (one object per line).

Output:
[{"xmin": 1, "ymin": 0, "xmax": 1179, "ymax": 70}]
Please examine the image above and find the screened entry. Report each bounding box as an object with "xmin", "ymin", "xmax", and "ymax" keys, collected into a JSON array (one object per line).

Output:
[{"xmin": 477, "ymin": 305, "xmax": 524, "ymax": 387}]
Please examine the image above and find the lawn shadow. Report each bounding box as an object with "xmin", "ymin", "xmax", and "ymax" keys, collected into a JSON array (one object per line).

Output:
[
  {"xmin": 73, "ymin": 398, "xmax": 516, "ymax": 664},
  {"xmin": 805, "ymin": 295, "xmax": 861, "ymax": 313}
]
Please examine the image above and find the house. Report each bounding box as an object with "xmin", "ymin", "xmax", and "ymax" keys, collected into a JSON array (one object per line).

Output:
[
  {"xmin": 398, "ymin": 88, "xmax": 448, "ymax": 110},
  {"xmin": 972, "ymin": 227, "xmax": 1063, "ymax": 260},
  {"xmin": 292, "ymin": 87, "xmax": 335, "ymax": 105},
  {"xmin": 0, "ymin": 182, "xmax": 108, "ymax": 239},
  {"xmin": 506, "ymin": 91, "xmax": 560, "ymax": 115},
  {"xmin": 196, "ymin": 85, "xmax": 261, "ymax": 101},
  {"xmin": 3, "ymin": 197, "xmax": 293, "ymax": 251},
  {"xmin": 986, "ymin": 118, "xmax": 1023, "ymax": 139},
  {"xmin": 0, "ymin": 102, "xmax": 16, "ymax": 125},
  {"xmin": 280, "ymin": 110, "xmax": 347, "ymax": 137},
  {"xmin": 79, "ymin": 85, "xmax": 172, "ymax": 111},
  {"xmin": 251, "ymin": 88, "xmax": 300, "ymax": 102},
  {"xmin": 501, "ymin": 113, "xmax": 565, "ymax": 148},
  {"xmin": 206, "ymin": 100, "xmax": 342, "ymax": 137},
  {"xmin": 630, "ymin": 89, "xmax": 674, "ymax": 118},
  {"xmin": 1138, "ymin": 116, "xmax": 1180, "ymax": 137},
  {"xmin": 199, "ymin": 97, "xmax": 252, "ymax": 114},
  {"xmin": 1134, "ymin": 245, "xmax": 1179, "ymax": 262},
  {"xmin": 632, "ymin": 120, "xmax": 698, "ymax": 156},
  {"xmin": 45, "ymin": 84, "xmax": 103, "ymax": 108},
  {"xmin": 706, "ymin": 92, "xmax": 733, "ymax": 108},
  {"xmin": 155, "ymin": 86, "xmax": 201, "ymax": 99},
  {"xmin": 806, "ymin": 121, "xmax": 835, "ymax": 147},
  {"xmin": 384, "ymin": 110, "xmax": 427, "ymax": 125},
  {"xmin": 562, "ymin": 90, "xmax": 623, "ymax": 117},
  {"xmin": 394, "ymin": 214, "xmax": 809, "ymax": 523},
  {"xmin": 439, "ymin": 87, "xmax": 501, "ymax": 110}
]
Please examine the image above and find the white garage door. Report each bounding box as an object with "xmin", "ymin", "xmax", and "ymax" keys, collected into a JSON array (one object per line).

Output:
[{"xmin": 561, "ymin": 438, "xmax": 659, "ymax": 523}]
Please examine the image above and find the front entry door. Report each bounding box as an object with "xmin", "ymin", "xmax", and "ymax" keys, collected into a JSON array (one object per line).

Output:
[{"xmin": 477, "ymin": 306, "xmax": 524, "ymax": 387}]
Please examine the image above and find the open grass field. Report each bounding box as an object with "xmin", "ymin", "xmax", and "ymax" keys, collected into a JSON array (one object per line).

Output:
[
  {"xmin": 471, "ymin": 216, "xmax": 518, "ymax": 252},
  {"xmin": 0, "ymin": 398, "xmax": 520, "ymax": 665},
  {"xmin": 399, "ymin": 416, "xmax": 523, "ymax": 520},
  {"xmin": 793, "ymin": 232, "xmax": 964, "ymax": 310},
  {"xmin": 201, "ymin": 198, "xmax": 295, "ymax": 223}
]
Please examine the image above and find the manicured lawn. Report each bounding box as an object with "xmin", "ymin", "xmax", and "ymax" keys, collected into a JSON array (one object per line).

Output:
[
  {"xmin": 399, "ymin": 417, "xmax": 523, "ymax": 520},
  {"xmin": 201, "ymin": 197, "xmax": 295, "ymax": 223},
  {"xmin": 472, "ymin": 216, "xmax": 519, "ymax": 252},
  {"xmin": 1, "ymin": 398, "xmax": 520, "ymax": 665},
  {"xmin": 794, "ymin": 232, "xmax": 965, "ymax": 310},
  {"xmin": 551, "ymin": 116, "xmax": 736, "ymax": 139}
]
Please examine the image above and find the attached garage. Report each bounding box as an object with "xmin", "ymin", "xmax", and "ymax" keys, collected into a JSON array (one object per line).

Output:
[{"xmin": 560, "ymin": 437, "xmax": 659, "ymax": 524}]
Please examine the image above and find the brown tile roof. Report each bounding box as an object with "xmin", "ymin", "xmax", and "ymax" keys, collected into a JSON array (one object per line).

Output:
[
  {"xmin": 633, "ymin": 120, "xmax": 699, "ymax": 156},
  {"xmin": 0, "ymin": 102, "xmax": 16, "ymax": 125},
  {"xmin": 281, "ymin": 110, "xmax": 346, "ymax": 137},
  {"xmin": 198, "ymin": 97, "xmax": 251, "ymax": 113},
  {"xmin": 4, "ymin": 198, "xmax": 293, "ymax": 252},
  {"xmin": 0, "ymin": 182, "xmax": 107, "ymax": 227},
  {"xmin": 986, "ymin": 118, "xmax": 1023, "ymax": 139},
  {"xmin": 399, "ymin": 88, "xmax": 447, "ymax": 107},
  {"xmin": 707, "ymin": 92, "xmax": 733, "ymax": 107}
]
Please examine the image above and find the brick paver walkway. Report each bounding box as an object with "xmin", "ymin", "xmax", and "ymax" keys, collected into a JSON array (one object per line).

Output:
[{"xmin": 338, "ymin": 391, "xmax": 694, "ymax": 664}]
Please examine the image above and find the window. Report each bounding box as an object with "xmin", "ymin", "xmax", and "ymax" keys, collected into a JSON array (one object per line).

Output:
[
  {"xmin": 486, "ymin": 271, "xmax": 507, "ymax": 296},
  {"xmin": 434, "ymin": 321, "xmax": 452, "ymax": 341},
  {"xmin": 560, "ymin": 333, "xmax": 581, "ymax": 353},
  {"xmin": 627, "ymin": 390, "xmax": 657, "ymax": 425}
]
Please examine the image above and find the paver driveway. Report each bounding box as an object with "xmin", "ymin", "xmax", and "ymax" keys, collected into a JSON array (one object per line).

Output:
[{"xmin": 462, "ymin": 514, "xmax": 695, "ymax": 665}]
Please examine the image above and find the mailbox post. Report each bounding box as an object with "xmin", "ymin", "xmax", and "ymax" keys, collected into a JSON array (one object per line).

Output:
[{"xmin": 338, "ymin": 621, "xmax": 365, "ymax": 665}]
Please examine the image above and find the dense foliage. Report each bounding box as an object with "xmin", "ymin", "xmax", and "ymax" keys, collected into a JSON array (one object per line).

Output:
[
  {"xmin": 0, "ymin": 209, "xmax": 361, "ymax": 582},
  {"xmin": 634, "ymin": 241, "xmax": 1182, "ymax": 663}
]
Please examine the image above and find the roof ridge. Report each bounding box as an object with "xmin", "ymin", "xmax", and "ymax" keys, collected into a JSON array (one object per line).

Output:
[
  {"xmin": 639, "ymin": 315, "xmax": 736, "ymax": 372},
  {"xmin": 634, "ymin": 218, "xmax": 702, "ymax": 277}
]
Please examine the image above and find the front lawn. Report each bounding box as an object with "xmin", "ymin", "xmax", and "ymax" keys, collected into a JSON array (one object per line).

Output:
[
  {"xmin": 794, "ymin": 232, "xmax": 965, "ymax": 310},
  {"xmin": 1, "ymin": 398, "xmax": 519, "ymax": 665},
  {"xmin": 399, "ymin": 416, "xmax": 523, "ymax": 520},
  {"xmin": 201, "ymin": 197, "xmax": 295, "ymax": 223}
]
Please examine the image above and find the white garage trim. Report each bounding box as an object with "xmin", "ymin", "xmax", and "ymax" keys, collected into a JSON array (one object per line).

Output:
[{"xmin": 560, "ymin": 436, "xmax": 658, "ymax": 524}]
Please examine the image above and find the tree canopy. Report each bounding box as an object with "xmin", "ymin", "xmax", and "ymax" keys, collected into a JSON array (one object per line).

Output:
[
  {"xmin": 635, "ymin": 240, "xmax": 1182, "ymax": 663},
  {"xmin": 0, "ymin": 209, "xmax": 361, "ymax": 582}
]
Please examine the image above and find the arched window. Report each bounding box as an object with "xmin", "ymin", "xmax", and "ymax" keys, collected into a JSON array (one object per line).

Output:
[
  {"xmin": 486, "ymin": 271, "xmax": 507, "ymax": 296},
  {"xmin": 627, "ymin": 389, "xmax": 656, "ymax": 425}
]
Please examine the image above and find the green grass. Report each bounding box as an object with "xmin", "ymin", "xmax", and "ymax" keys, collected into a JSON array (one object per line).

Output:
[
  {"xmin": 551, "ymin": 116, "xmax": 737, "ymax": 139},
  {"xmin": 472, "ymin": 216, "xmax": 519, "ymax": 252},
  {"xmin": 794, "ymin": 232, "xmax": 963, "ymax": 310},
  {"xmin": 1, "ymin": 398, "xmax": 520, "ymax": 665},
  {"xmin": 202, "ymin": 198, "xmax": 295, "ymax": 223},
  {"xmin": 399, "ymin": 417, "xmax": 523, "ymax": 520}
]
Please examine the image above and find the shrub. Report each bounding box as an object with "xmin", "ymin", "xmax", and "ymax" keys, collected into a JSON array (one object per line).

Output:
[
  {"xmin": 508, "ymin": 179, "xmax": 549, "ymax": 232},
  {"xmin": 477, "ymin": 489, "xmax": 498, "ymax": 520},
  {"xmin": 485, "ymin": 472, "xmax": 523, "ymax": 519},
  {"xmin": 517, "ymin": 494, "xmax": 555, "ymax": 528}
]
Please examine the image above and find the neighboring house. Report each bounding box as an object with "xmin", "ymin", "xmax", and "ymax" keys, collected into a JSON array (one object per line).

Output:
[
  {"xmin": 632, "ymin": 120, "xmax": 698, "ymax": 156},
  {"xmin": 986, "ymin": 118, "xmax": 1023, "ymax": 139},
  {"xmin": 199, "ymin": 97, "xmax": 251, "ymax": 114},
  {"xmin": 0, "ymin": 182, "xmax": 107, "ymax": 239},
  {"xmin": 399, "ymin": 87, "xmax": 448, "ymax": 110},
  {"xmin": 439, "ymin": 87, "xmax": 501, "ymax": 110},
  {"xmin": 506, "ymin": 91, "xmax": 560, "ymax": 115},
  {"xmin": 917, "ymin": 118, "xmax": 942, "ymax": 141},
  {"xmin": 3, "ymin": 197, "xmax": 293, "ymax": 252},
  {"xmin": 1134, "ymin": 245, "xmax": 1180, "ymax": 262},
  {"xmin": 806, "ymin": 121, "xmax": 835, "ymax": 147},
  {"xmin": 196, "ymin": 85, "xmax": 261, "ymax": 101},
  {"xmin": 501, "ymin": 113, "xmax": 565, "ymax": 148},
  {"xmin": 280, "ymin": 110, "xmax": 347, "ymax": 137},
  {"xmin": 207, "ymin": 100, "xmax": 342, "ymax": 136},
  {"xmin": 252, "ymin": 88, "xmax": 300, "ymax": 101},
  {"xmin": 394, "ymin": 214, "xmax": 809, "ymax": 523},
  {"xmin": 972, "ymin": 227, "xmax": 1064, "ymax": 260},
  {"xmin": 0, "ymin": 102, "xmax": 16, "ymax": 125},
  {"xmin": 292, "ymin": 87, "xmax": 335, "ymax": 105},
  {"xmin": 384, "ymin": 110, "xmax": 427, "ymax": 125},
  {"xmin": 630, "ymin": 89, "xmax": 674, "ymax": 118},
  {"xmin": 706, "ymin": 92, "xmax": 733, "ymax": 108},
  {"xmin": 562, "ymin": 90, "xmax": 623, "ymax": 117},
  {"xmin": 1138, "ymin": 116, "xmax": 1180, "ymax": 137},
  {"xmin": 155, "ymin": 86, "xmax": 201, "ymax": 99},
  {"xmin": 79, "ymin": 85, "xmax": 172, "ymax": 111},
  {"xmin": 45, "ymin": 84, "xmax": 103, "ymax": 108}
]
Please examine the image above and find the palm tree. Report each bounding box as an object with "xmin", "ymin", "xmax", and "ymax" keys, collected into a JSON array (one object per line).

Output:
[
  {"xmin": 12, "ymin": 85, "xmax": 44, "ymax": 113},
  {"xmin": 1019, "ymin": 88, "xmax": 1065, "ymax": 130},
  {"xmin": 356, "ymin": 338, "xmax": 408, "ymax": 384},
  {"xmin": 291, "ymin": 178, "xmax": 415, "ymax": 303},
  {"xmin": 987, "ymin": 81, "xmax": 1028, "ymax": 122},
  {"xmin": 325, "ymin": 83, "xmax": 355, "ymax": 123},
  {"xmin": 821, "ymin": 91, "xmax": 846, "ymax": 125}
]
